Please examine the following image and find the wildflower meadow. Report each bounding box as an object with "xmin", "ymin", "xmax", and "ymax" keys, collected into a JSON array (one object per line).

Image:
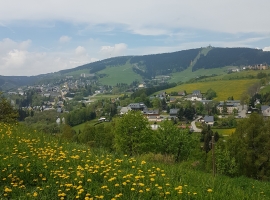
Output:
[{"xmin": 1, "ymin": 123, "xmax": 270, "ymax": 199}]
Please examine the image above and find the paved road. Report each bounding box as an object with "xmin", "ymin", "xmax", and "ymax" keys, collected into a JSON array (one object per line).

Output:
[
  {"xmin": 191, "ymin": 117, "xmax": 202, "ymax": 133},
  {"xmin": 237, "ymin": 104, "xmax": 247, "ymax": 118}
]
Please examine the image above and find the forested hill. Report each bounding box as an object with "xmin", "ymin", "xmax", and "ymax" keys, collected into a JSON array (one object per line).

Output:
[
  {"xmin": 59, "ymin": 47, "xmax": 270, "ymax": 78},
  {"xmin": 192, "ymin": 47, "xmax": 270, "ymax": 71},
  {"xmin": 1, "ymin": 47, "xmax": 270, "ymax": 89}
]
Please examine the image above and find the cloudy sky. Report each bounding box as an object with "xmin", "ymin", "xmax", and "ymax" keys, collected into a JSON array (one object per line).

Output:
[{"xmin": 0, "ymin": 0, "xmax": 270, "ymax": 76}]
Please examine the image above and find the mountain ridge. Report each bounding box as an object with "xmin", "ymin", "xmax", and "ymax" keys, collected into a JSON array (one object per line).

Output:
[{"xmin": 1, "ymin": 47, "xmax": 270, "ymax": 90}]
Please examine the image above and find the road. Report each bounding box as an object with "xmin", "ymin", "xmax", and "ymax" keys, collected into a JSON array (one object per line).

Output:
[
  {"xmin": 237, "ymin": 104, "xmax": 247, "ymax": 118},
  {"xmin": 191, "ymin": 117, "xmax": 202, "ymax": 133}
]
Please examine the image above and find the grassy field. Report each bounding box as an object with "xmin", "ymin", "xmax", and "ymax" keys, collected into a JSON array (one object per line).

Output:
[
  {"xmin": 1, "ymin": 123, "xmax": 270, "ymax": 199},
  {"xmin": 260, "ymin": 85, "xmax": 270, "ymax": 94},
  {"xmin": 90, "ymin": 94, "xmax": 121, "ymax": 101},
  {"xmin": 169, "ymin": 66, "xmax": 232, "ymax": 83},
  {"xmin": 98, "ymin": 63, "xmax": 142, "ymax": 86},
  {"xmin": 212, "ymin": 128, "xmax": 236, "ymax": 136},
  {"xmin": 164, "ymin": 79, "xmax": 259, "ymax": 101},
  {"xmin": 72, "ymin": 120, "xmax": 111, "ymax": 133},
  {"xmin": 72, "ymin": 121, "xmax": 96, "ymax": 133},
  {"xmin": 202, "ymin": 69, "xmax": 270, "ymax": 81}
]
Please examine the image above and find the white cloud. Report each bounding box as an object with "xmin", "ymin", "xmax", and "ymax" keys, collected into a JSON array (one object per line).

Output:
[
  {"xmin": 75, "ymin": 46, "xmax": 86, "ymax": 56},
  {"xmin": 0, "ymin": 0, "xmax": 270, "ymax": 35},
  {"xmin": 0, "ymin": 39, "xmax": 96, "ymax": 76},
  {"xmin": 263, "ymin": 47, "xmax": 270, "ymax": 51},
  {"xmin": 99, "ymin": 43, "xmax": 127, "ymax": 57},
  {"xmin": 59, "ymin": 35, "xmax": 71, "ymax": 43}
]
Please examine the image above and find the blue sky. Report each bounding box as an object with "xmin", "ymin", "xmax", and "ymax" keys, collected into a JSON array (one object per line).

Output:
[{"xmin": 0, "ymin": 0, "xmax": 270, "ymax": 76}]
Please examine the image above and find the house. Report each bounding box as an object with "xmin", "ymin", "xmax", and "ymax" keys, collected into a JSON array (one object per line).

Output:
[
  {"xmin": 169, "ymin": 109, "xmax": 179, "ymax": 118},
  {"xmin": 157, "ymin": 91, "xmax": 166, "ymax": 100},
  {"xmin": 169, "ymin": 97, "xmax": 176, "ymax": 103},
  {"xmin": 203, "ymin": 115, "xmax": 214, "ymax": 126},
  {"xmin": 186, "ymin": 90, "xmax": 203, "ymax": 101},
  {"xmin": 191, "ymin": 90, "xmax": 203, "ymax": 101},
  {"xmin": 128, "ymin": 103, "xmax": 147, "ymax": 111},
  {"xmin": 143, "ymin": 109, "xmax": 159, "ymax": 117},
  {"xmin": 200, "ymin": 100, "xmax": 212, "ymax": 105},
  {"xmin": 143, "ymin": 109, "xmax": 161, "ymax": 122},
  {"xmin": 261, "ymin": 105, "xmax": 270, "ymax": 117},
  {"xmin": 217, "ymin": 102, "xmax": 238, "ymax": 114},
  {"xmin": 120, "ymin": 107, "xmax": 132, "ymax": 115},
  {"xmin": 178, "ymin": 91, "xmax": 186, "ymax": 96}
]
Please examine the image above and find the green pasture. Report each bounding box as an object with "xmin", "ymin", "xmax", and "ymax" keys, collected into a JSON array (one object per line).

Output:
[
  {"xmin": 97, "ymin": 63, "xmax": 142, "ymax": 85},
  {"xmin": 164, "ymin": 79, "xmax": 259, "ymax": 101}
]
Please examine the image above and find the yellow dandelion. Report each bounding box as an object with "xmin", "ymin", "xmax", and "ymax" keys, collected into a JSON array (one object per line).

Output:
[
  {"xmin": 141, "ymin": 160, "xmax": 146, "ymax": 165},
  {"xmin": 207, "ymin": 189, "xmax": 213, "ymax": 192}
]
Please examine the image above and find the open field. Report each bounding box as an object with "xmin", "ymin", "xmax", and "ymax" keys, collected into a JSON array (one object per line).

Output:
[
  {"xmin": 1, "ymin": 123, "xmax": 270, "ymax": 199},
  {"xmin": 72, "ymin": 120, "xmax": 111, "ymax": 133},
  {"xmin": 212, "ymin": 128, "xmax": 236, "ymax": 136},
  {"xmin": 90, "ymin": 94, "xmax": 120, "ymax": 101},
  {"xmin": 202, "ymin": 69, "xmax": 270, "ymax": 81},
  {"xmin": 98, "ymin": 63, "xmax": 142, "ymax": 85},
  {"xmin": 169, "ymin": 66, "xmax": 231, "ymax": 83},
  {"xmin": 164, "ymin": 79, "xmax": 259, "ymax": 101}
]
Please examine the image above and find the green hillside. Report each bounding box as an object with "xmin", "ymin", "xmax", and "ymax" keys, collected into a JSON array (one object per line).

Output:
[
  {"xmin": 169, "ymin": 66, "xmax": 232, "ymax": 83},
  {"xmin": 165, "ymin": 79, "xmax": 259, "ymax": 100},
  {"xmin": 98, "ymin": 63, "xmax": 142, "ymax": 85},
  {"xmin": 1, "ymin": 47, "xmax": 270, "ymax": 89}
]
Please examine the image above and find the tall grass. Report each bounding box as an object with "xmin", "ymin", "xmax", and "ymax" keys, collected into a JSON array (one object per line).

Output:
[{"xmin": 0, "ymin": 123, "xmax": 269, "ymax": 199}]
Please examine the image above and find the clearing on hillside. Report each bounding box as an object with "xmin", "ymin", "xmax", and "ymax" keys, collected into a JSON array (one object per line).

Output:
[{"xmin": 164, "ymin": 79, "xmax": 259, "ymax": 101}]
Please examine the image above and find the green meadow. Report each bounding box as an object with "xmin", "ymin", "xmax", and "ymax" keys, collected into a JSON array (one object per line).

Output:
[
  {"xmin": 212, "ymin": 128, "xmax": 236, "ymax": 136},
  {"xmin": 164, "ymin": 79, "xmax": 259, "ymax": 101},
  {"xmin": 1, "ymin": 123, "xmax": 270, "ymax": 199}
]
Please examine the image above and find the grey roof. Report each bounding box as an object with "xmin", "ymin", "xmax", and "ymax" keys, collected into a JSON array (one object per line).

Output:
[
  {"xmin": 192, "ymin": 90, "xmax": 201, "ymax": 96},
  {"xmin": 143, "ymin": 109, "xmax": 159, "ymax": 115},
  {"xmin": 128, "ymin": 103, "xmax": 146, "ymax": 109},
  {"xmin": 200, "ymin": 100, "xmax": 212, "ymax": 103},
  {"xmin": 218, "ymin": 103, "xmax": 238, "ymax": 107},
  {"xmin": 204, "ymin": 115, "xmax": 214, "ymax": 122},
  {"xmin": 170, "ymin": 109, "xmax": 179, "ymax": 115},
  {"xmin": 261, "ymin": 105, "xmax": 270, "ymax": 111}
]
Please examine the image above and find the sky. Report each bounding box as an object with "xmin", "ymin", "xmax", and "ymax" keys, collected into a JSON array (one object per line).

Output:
[{"xmin": 0, "ymin": 0, "xmax": 270, "ymax": 76}]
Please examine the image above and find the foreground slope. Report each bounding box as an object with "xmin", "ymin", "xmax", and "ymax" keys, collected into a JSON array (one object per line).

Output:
[{"xmin": 1, "ymin": 123, "xmax": 270, "ymax": 199}]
